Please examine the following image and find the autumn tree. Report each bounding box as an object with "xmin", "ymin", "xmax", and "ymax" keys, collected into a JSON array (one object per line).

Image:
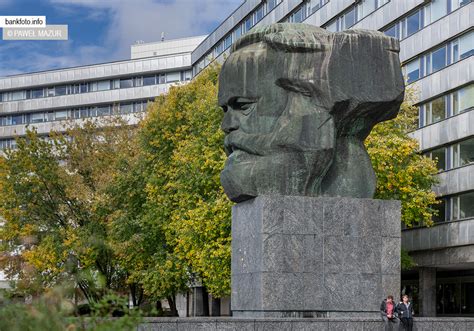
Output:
[
  {"xmin": 139, "ymin": 65, "xmax": 231, "ymax": 305},
  {"xmin": 0, "ymin": 118, "xmax": 137, "ymax": 302},
  {"xmin": 366, "ymin": 88, "xmax": 439, "ymax": 228}
]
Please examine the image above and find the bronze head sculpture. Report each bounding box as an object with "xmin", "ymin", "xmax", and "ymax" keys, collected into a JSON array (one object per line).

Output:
[{"xmin": 218, "ymin": 23, "xmax": 405, "ymax": 202}]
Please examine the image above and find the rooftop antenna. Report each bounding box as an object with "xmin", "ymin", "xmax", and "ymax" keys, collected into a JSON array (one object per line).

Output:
[
  {"xmin": 161, "ymin": 32, "xmax": 165, "ymax": 42},
  {"xmin": 134, "ymin": 40, "xmax": 144, "ymax": 44}
]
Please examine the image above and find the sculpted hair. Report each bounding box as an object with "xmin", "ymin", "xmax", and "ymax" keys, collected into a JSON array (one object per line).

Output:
[
  {"xmin": 232, "ymin": 23, "xmax": 331, "ymax": 53},
  {"xmin": 232, "ymin": 23, "xmax": 400, "ymax": 53}
]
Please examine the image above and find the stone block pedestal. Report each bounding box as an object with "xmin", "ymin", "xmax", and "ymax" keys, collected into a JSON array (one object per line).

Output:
[{"xmin": 231, "ymin": 195, "xmax": 401, "ymax": 318}]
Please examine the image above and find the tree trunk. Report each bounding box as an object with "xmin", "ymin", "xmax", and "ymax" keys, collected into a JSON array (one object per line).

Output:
[
  {"xmin": 167, "ymin": 295, "xmax": 179, "ymax": 317},
  {"xmin": 210, "ymin": 296, "xmax": 221, "ymax": 316},
  {"xmin": 202, "ymin": 287, "xmax": 210, "ymax": 316},
  {"xmin": 156, "ymin": 300, "xmax": 164, "ymax": 316},
  {"xmin": 130, "ymin": 283, "xmax": 144, "ymax": 307}
]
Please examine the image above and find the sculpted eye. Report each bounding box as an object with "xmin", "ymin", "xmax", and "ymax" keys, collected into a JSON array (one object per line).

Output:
[{"xmin": 230, "ymin": 97, "xmax": 256, "ymax": 115}]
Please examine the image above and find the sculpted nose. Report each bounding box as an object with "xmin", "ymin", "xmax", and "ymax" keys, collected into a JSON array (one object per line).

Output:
[{"xmin": 221, "ymin": 110, "xmax": 240, "ymax": 133}]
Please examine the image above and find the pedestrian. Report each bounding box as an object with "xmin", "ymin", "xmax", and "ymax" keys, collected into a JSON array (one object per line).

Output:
[
  {"xmin": 380, "ymin": 295, "xmax": 399, "ymax": 331},
  {"xmin": 397, "ymin": 294, "xmax": 414, "ymax": 331}
]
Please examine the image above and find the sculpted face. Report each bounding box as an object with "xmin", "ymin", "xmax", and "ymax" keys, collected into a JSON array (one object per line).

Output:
[
  {"xmin": 218, "ymin": 24, "xmax": 405, "ymax": 202},
  {"xmin": 218, "ymin": 41, "xmax": 335, "ymax": 202}
]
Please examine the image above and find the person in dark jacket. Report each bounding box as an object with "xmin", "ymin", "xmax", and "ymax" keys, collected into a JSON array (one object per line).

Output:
[
  {"xmin": 380, "ymin": 295, "xmax": 399, "ymax": 331},
  {"xmin": 397, "ymin": 294, "xmax": 414, "ymax": 331}
]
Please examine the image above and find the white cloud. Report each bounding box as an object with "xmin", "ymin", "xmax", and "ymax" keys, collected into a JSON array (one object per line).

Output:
[{"xmin": 50, "ymin": 0, "xmax": 243, "ymax": 58}]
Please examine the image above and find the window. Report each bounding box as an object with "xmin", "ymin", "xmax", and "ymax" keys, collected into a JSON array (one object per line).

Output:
[
  {"xmin": 326, "ymin": 20, "xmax": 338, "ymax": 32},
  {"xmin": 44, "ymin": 112, "xmax": 54, "ymax": 122},
  {"xmin": 119, "ymin": 78, "xmax": 133, "ymax": 89},
  {"xmin": 112, "ymin": 79, "xmax": 120, "ymax": 89},
  {"xmin": 459, "ymin": 31, "xmax": 474, "ymax": 60},
  {"xmin": 134, "ymin": 77, "xmax": 143, "ymax": 87},
  {"xmin": 384, "ymin": 24, "xmax": 398, "ymax": 39},
  {"xmin": 55, "ymin": 85, "xmax": 68, "ymax": 96},
  {"xmin": 31, "ymin": 88, "xmax": 44, "ymax": 99},
  {"xmin": 80, "ymin": 108, "xmax": 89, "ymax": 118},
  {"xmin": 357, "ymin": 0, "xmax": 376, "ymax": 18},
  {"xmin": 184, "ymin": 70, "xmax": 192, "ymax": 81},
  {"xmin": 11, "ymin": 115, "xmax": 23, "ymax": 125},
  {"xmin": 309, "ymin": 0, "xmax": 327, "ymax": 14},
  {"xmin": 30, "ymin": 113, "xmax": 44, "ymax": 123},
  {"xmin": 267, "ymin": 0, "xmax": 277, "ymax": 12},
  {"xmin": 406, "ymin": 11, "xmax": 421, "ymax": 37},
  {"xmin": 72, "ymin": 109, "xmax": 81, "ymax": 119},
  {"xmin": 89, "ymin": 107, "xmax": 98, "ymax": 117},
  {"xmin": 449, "ymin": 192, "xmax": 474, "ymax": 221},
  {"xmin": 97, "ymin": 80, "xmax": 111, "ymax": 91},
  {"xmin": 453, "ymin": 85, "xmax": 474, "ymax": 114},
  {"xmin": 224, "ymin": 34, "xmax": 232, "ymax": 50},
  {"xmin": 430, "ymin": 46, "xmax": 447, "ymax": 73},
  {"xmin": 255, "ymin": 5, "xmax": 264, "ymax": 22},
  {"xmin": 244, "ymin": 16, "xmax": 253, "ymax": 32},
  {"xmin": 215, "ymin": 41, "xmax": 224, "ymax": 56},
  {"xmin": 120, "ymin": 103, "xmax": 133, "ymax": 114},
  {"xmin": 234, "ymin": 25, "xmax": 242, "ymax": 40},
  {"xmin": 80, "ymin": 83, "xmax": 88, "ymax": 93},
  {"xmin": 459, "ymin": 138, "xmax": 474, "ymax": 167},
  {"xmin": 425, "ymin": 96, "xmax": 446, "ymax": 125},
  {"xmin": 166, "ymin": 72, "xmax": 180, "ymax": 83},
  {"xmin": 134, "ymin": 102, "xmax": 144, "ymax": 113},
  {"xmin": 405, "ymin": 60, "xmax": 420, "ymax": 83},
  {"xmin": 10, "ymin": 91, "xmax": 26, "ymax": 101},
  {"xmin": 431, "ymin": 0, "xmax": 448, "ymax": 22},
  {"xmin": 432, "ymin": 198, "xmax": 447, "ymax": 223},
  {"xmin": 344, "ymin": 7, "xmax": 357, "ymax": 29},
  {"xmin": 55, "ymin": 110, "xmax": 69, "ymax": 120},
  {"xmin": 97, "ymin": 106, "xmax": 111, "ymax": 116},
  {"xmin": 143, "ymin": 75, "xmax": 156, "ymax": 86},
  {"xmin": 159, "ymin": 74, "xmax": 166, "ymax": 84},
  {"xmin": 289, "ymin": 6, "xmax": 305, "ymax": 23},
  {"xmin": 428, "ymin": 147, "xmax": 446, "ymax": 171}
]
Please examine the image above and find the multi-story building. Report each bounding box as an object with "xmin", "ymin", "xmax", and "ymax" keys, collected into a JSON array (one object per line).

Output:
[
  {"xmin": 0, "ymin": 35, "xmax": 206, "ymax": 150},
  {"xmin": 0, "ymin": 0, "xmax": 472, "ymax": 317}
]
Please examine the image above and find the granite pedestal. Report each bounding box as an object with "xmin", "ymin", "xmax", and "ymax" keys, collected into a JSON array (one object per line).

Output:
[{"xmin": 231, "ymin": 196, "xmax": 401, "ymax": 318}]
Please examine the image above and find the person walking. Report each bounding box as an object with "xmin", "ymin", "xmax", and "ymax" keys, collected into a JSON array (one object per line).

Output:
[
  {"xmin": 380, "ymin": 295, "xmax": 399, "ymax": 331},
  {"xmin": 397, "ymin": 294, "xmax": 414, "ymax": 331}
]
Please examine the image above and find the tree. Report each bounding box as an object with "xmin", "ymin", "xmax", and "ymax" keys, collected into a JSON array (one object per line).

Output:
[
  {"xmin": 366, "ymin": 88, "xmax": 439, "ymax": 228},
  {"xmin": 139, "ymin": 65, "xmax": 232, "ymax": 300},
  {"xmin": 0, "ymin": 118, "xmax": 137, "ymax": 302}
]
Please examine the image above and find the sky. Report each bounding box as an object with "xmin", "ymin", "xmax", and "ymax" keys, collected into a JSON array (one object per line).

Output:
[{"xmin": 0, "ymin": 0, "xmax": 243, "ymax": 77}]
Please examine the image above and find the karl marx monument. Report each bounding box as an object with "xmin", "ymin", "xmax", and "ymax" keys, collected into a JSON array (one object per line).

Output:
[{"xmin": 218, "ymin": 24, "xmax": 405, "ymax": 318}]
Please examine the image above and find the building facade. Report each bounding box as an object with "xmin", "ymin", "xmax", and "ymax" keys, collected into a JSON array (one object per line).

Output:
[
  {"xmin": 188, "ymin": 0, "xmax": 473, "ymax": 317},
  {"xmin": 0, "ymin": 0, "xmax": 472, "ymax": 317},
  {"xmin": 0, "ymin": 36, "xmax": 206, "ymax": 150}
]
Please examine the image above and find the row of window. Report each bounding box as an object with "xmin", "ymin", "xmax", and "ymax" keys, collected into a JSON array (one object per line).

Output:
[
  {"xmin": 0, "ymin": 70, "xmax": 191, "ymax": 102},
  {"xmin": 324, "ymin": 0, "xmax": 390, "ymax": 32},
  {"xmin": 384, "ymin": 0, "xmax": 471, "ymax": 40},
  {"xmin": 0, "ymin": 100, "xmax": 151, "ymax": 127},
  {"xmin": 425, "ymin": 136, "xmax": 474, "ymax": 172},
  {"xmin": 434, "ymin": 190, "xmax": 474, "ymax": 223},
  {"xmin": 194, "ymin": 0, "xmax": 283, "ymax": 76},
  {"xmin": 419, "ymin": 84, "xmax": 474, "ymax": 127},
  {"xmin": 403, "ymin": 30, "xmax": 473, "ymax": 84},
  {"xmin": 286, "ymin": 0, "xmax": 329, "ymax": 23}
]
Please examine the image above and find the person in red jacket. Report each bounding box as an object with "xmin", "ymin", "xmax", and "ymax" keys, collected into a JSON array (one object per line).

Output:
[{"xmin": 380, "ymin": 295, "xmax": 399, "ymax": 331}]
